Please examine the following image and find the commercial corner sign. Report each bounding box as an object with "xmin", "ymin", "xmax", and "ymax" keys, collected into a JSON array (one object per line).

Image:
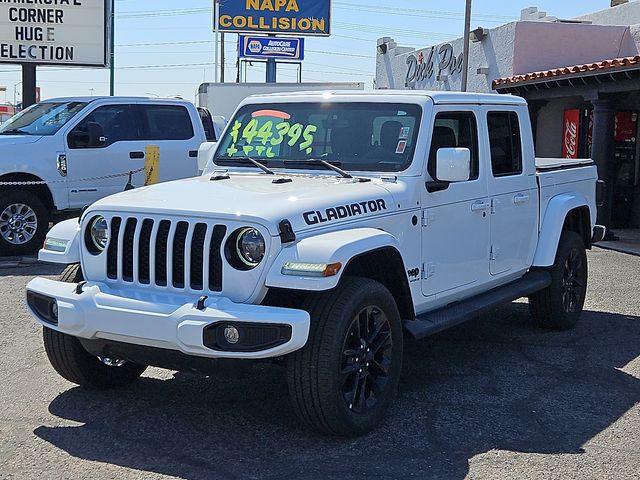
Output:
[
  {"xmin": 217, "ymin": 0, "xmax": 331, "ymax": 36},
  {"xmin": 0, "ymin": 0, "xmax": 110, "ymax": 67},
  {"xmin": 239, "ymin": 35, "xmax": 304, "ymax": 60}
]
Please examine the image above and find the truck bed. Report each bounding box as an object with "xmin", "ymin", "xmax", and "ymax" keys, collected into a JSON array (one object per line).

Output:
[{"xmin": 535, "ymin": 159, "xmax": 599, "ymax": 235}]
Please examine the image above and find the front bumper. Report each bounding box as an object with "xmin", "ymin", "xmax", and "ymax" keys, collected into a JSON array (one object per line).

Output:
[{"xmin": 25, "ymin": 277, "xmax": 310, "ymax": 359}]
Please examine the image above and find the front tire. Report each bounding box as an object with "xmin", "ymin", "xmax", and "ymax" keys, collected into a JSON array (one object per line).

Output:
[
  {"xmin": 287, "ymin": 277, "xmax": 403, "ymax": 437},
  {"xmin": 529, "ymin": 230, "xmax": 588, "ymax": 330},
  {"xmin": 42, "ymin": 263, "xmax": 147, "ymax": 388},
  {"xmin": 0, "ymin": 189, "xmax": 49, "ymax": 256}
]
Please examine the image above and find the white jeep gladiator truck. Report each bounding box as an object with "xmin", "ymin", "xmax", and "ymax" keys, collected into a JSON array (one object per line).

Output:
[
  {"xmin": 26, "ymin": 91, "xmax": 604, "ymax": 437},
  {"xmin": 0, "ymin": 97, "xmax": 221, "ymax": 255}
]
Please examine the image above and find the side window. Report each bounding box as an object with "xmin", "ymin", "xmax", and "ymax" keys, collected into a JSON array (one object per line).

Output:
[
  {"xmin": 428, "ymin": 112, "xmax": 479, "ymax": 181},
  {"xmin": 68, "ymin": 105, "xmax": 139, "ymax": 149},
  {"xmin": 142, "ymin": 105, "xmax": 195, "ymax": 141},
  {"xmin": 197, "ymin": 107, "xmax": 217, "ymax": 142},
  {"xmin": 488, "ymin": 111, "xmax": 522, "ymax": 177}
]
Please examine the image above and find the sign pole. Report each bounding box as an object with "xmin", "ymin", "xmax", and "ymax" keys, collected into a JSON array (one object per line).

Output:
[
  {"xmin": 21, "ymin": 64, "xmax": 36, "ymax": 108},
  {"xmin": 213, "ymin": 0, "xmax": 220, "ymax": 83},
  {"xmin": 109, "ymin": 0, "xmax": 115, "ymax": 96},
  {"xmin": 461, "ymin": 0, "xmax": 472, "ymax": 92},
  {"xmin": 221, "ymin": 32, "xmax": 226, "ymax": 83},
  {"xmin": 265, "ymin": 34, "xmax": 277, "ymax": 83}
]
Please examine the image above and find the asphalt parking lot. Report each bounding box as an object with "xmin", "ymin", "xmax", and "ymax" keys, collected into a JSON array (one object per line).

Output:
[{"xmin": 0, "ymin": 247, "xmax": 638, "ymax": 480}]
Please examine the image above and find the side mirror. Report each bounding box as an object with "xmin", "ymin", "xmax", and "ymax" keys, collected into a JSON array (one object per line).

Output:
[
  {"xmin": 86, "ymin": 121, "xmax": 105, "ymax": 147},
  {"xmin": 436, "ymin": 147, "xmax": 471, "ymax": 182}
]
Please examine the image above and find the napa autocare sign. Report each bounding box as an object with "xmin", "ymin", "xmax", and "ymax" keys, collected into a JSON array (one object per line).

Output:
[
  {"xmin": 239, "ymin": 35, "xmax": 304, "ymax": 60},
  {"xmin": 0, "ymin": 0, "xmax": 110, "ymax": 67},
  {"xmin": 217, "ymin": 0, "xmax": 331, "ymax": 36}
]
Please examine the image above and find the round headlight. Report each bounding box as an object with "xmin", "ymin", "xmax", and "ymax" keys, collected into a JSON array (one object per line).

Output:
[
  {"xmin": 236, "ymin": 227, "xmax": 265, "ymax": 267},
  {"xmin": 89, "ymin": 216, "xmax": 109, "ymax": 252}
]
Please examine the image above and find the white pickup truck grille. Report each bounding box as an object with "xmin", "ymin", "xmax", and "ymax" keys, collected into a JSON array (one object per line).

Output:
[{"xmin": 105, "ymin": 216, "xmax": 227, "ymax": 292}]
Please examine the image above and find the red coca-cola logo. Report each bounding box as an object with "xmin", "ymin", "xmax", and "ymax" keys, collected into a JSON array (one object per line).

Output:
[{"xmin": 564, "ymin": 120, "xmax": 578, "ymax": 158}]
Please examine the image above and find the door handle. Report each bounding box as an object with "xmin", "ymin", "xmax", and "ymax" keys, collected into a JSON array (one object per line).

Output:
[
  {"xmin": 189, "ymin": 150, "xmax": 198, "ymax": 158},
  {"xmin": 129, "ymin": 151, "xmax": 145, "ymax": 159},
  {"xmin": 471, "ymin": 201, "xmax": 491, "ymax": 212},
  {"xmin": 513, "ymin": 194, "xmax": 530, "ymax": 205}
]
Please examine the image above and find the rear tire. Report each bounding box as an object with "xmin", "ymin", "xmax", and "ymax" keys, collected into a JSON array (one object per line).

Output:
[
  {"xmin": 0, "ymin": 189, "xmax": 49, "ymax": 256},
  {"xmin": 287, "ymin": 277, "xmax": 403, "ymax": 437},
  {"xmin": 42, "ymin": 262, "xmax": 147, "ymax": 388},
  {"xmin": 529, "ymin": 230, "xmax": 588, "ymax": 330}
]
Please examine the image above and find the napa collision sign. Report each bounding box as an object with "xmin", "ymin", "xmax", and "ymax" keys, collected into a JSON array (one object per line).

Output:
[
  {"xmin": 217, "ymin": 0, "xmax": 331, "ymax": 36},
  {"xmin": 0, "ymin": 0, "xmax": 110, "ymax": 67},
  {"xmin": 239, "ymin": 35, "xmax": 304, "ymax": 60}
]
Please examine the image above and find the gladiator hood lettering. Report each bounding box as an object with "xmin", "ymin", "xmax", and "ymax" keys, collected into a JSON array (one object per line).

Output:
[{"xmin": 303, "ymin": 199, "xmax": 387, "ymax": 226}]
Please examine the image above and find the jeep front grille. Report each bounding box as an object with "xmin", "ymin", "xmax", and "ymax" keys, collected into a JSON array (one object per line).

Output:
[{"xmin": 106, "ymin": 216, "xmax": 226, "ymax": 292}]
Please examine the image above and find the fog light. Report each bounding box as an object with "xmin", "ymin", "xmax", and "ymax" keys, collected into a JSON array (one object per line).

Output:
[
  {"xmin": 50, "ymin": 301, "xmax": 58, "ymax": 320},
  {"xmin": 224, "ymin": 325, "xmax": 240, "ymax": 344}
]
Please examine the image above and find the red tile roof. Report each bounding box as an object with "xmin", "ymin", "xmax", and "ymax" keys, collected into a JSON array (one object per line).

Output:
[{"xmin": 493, "ymin": 55, "xmax": 640, "ymax": 89}]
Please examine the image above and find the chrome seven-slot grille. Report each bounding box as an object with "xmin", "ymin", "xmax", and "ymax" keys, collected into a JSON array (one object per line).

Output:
[{"xmin": 105, "ymin": 216, "xmax": 227, "ymax": 292}]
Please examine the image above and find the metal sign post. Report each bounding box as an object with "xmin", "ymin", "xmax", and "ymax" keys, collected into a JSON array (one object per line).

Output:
[{"xmin": 213, "ymin": 0, "xmax": 220, "ymax": 82}]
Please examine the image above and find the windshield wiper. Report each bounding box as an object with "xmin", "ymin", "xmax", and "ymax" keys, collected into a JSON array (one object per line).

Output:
[
  {"xmin": 284, "ymin": 158, "xmax": 352, "ymax": 179},
  {"xmin": 0, "ymin": 128, "xmax": 30, "ymax": 135},
  {"xmin": 216, "ymin": 156, "xmax": 275, "ymax": 175}
]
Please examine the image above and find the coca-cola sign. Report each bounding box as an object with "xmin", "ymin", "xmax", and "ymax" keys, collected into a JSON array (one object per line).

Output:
[
  {"xmin": 405, "ymin": 43, "xmax": 464, "ymax": 86},
  {"xmin": 562, "ymin": 109, "xmax": 580, "ymax": 159}
]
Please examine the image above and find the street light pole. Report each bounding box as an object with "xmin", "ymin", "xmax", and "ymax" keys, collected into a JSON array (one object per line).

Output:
[{"xmin": 461, "ymin": 0, "xmax": 472, "ymax": 92}]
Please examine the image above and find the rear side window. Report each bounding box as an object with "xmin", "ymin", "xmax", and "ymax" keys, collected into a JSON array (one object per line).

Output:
[
  {"xmin": 141, "ymin": 105, "xmax": 195, "ymax": 140},
  {"xmin": 428, "ymin": 112, "xmax": 479, "ymax": 181},
  {"xmin": 488, "ymin": 111, "xmax": 522, "ymax": 177}
]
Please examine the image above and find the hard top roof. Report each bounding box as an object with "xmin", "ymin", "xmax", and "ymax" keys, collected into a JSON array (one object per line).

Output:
[{"xmin": 249, "ymin": 89, "xmax": 527, "ymax": 105}]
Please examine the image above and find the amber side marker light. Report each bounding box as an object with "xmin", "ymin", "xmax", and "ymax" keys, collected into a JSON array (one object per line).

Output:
[{"xmin": 281, "ymin": 262, "xmax": 343, "ymax": 277}]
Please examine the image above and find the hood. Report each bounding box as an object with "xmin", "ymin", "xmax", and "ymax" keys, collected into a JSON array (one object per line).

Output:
[
  {"xmin": 90, "ymin": 173, "xmax": 398, "ymax": 235},
  {"xmin": 0, "ymin": 134, "xmax": 43, "ymax": 146}
]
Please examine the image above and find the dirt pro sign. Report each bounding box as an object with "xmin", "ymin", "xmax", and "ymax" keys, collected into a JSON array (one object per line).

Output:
[
  {"xmin": 217, "ymin": 0, "xmax": 331, "ymax": 36},
  {"xmin": 0, "ymin": 0, "xmax": 110, "ymax": 67}
]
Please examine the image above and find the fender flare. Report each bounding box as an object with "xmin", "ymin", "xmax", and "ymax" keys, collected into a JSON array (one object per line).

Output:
[
  {"xmin": 265, "ymin": 228, "xmax": 403, "ymax": 291},
  {"xmin": 38, "ymin": 218, "xmax": 81, "ymax": 264},
  {"xmin": 533, "ymin": 192, "xmax": 591, "ymax": 267}
]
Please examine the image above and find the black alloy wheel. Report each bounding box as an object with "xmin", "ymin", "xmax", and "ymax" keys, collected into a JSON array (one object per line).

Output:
[
  {"xmin": 341, "ymin": 306, "xmax": 393, "ymax": 413},
  {"xmin": 287, "ymin": 277, "xmax": 403, "ymax": 437},
  {"xmin": 529, "ymin": 230, "xmax": 588, "ymax": 330}
]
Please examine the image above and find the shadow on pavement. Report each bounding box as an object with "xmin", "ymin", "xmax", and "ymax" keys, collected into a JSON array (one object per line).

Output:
[{"xmin": 34, "ymin": 304, "xmax": 640, "ymax": 480}]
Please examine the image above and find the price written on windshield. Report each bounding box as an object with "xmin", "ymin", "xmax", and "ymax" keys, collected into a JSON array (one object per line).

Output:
[{"xmin": 226, "ymin": 118, "xmax": 317, "ymax": 157}]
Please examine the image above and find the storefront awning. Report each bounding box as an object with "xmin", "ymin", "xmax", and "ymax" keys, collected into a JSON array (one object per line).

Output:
[{"xmin": 493, "ymin": 56, "xmax": 640, "ymax": 95}]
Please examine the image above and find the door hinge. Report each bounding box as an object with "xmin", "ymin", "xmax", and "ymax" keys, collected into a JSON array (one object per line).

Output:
[
  {"xmin": 490, "ymin": 245, "xmax": 499, "ymax": 261},
  {"xmin": 422, "ymin": 210, "xmax": 435, "ymax": 227},
  {"xmin": 56, "ymin": 153, "xmax": 67, "ymax": 177},
  {"xmin": 422, "ymin": 262, "xmax": 436, "ymax": 279}
]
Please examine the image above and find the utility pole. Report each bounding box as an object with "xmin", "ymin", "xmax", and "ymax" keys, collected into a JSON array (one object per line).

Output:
[{"xmin": 461, "ymin": 0, "xmax": 472, "ymax": 92}]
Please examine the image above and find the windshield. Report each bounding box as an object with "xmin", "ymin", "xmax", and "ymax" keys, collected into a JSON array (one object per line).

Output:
[
  {"xmin": 214, "ymin": 102, "xmax": 422, "ymax": 173},
  {"xmin": 0, "ymin": 101, "xmax": 88, "ymax": 136}
]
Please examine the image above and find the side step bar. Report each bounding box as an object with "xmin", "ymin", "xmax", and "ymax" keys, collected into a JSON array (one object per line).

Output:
[{"xmin": 404, "ymin": 270, "xmax": 552, "ymax": 340}]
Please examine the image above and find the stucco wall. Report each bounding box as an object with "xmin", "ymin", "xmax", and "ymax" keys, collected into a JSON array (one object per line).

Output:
[
  {"xmin": 575, "ymin": 1, "xmax": 640, "ymax": 26},
  {"xmin": 375, "ymin": 23, "xmax": 516, "ymax": 93},
  {"xmin": 375, "ymin": 3, "xmax": 640, "ymax": 93},
  {"xmin": 513, "ymin": 22, "xmax": 638, "ymax": 74}
]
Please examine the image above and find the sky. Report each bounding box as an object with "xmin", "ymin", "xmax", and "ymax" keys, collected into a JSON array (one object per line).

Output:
[{"xmin": 0, "ymin": 0, "xmax": 626, "ymax": 105}]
